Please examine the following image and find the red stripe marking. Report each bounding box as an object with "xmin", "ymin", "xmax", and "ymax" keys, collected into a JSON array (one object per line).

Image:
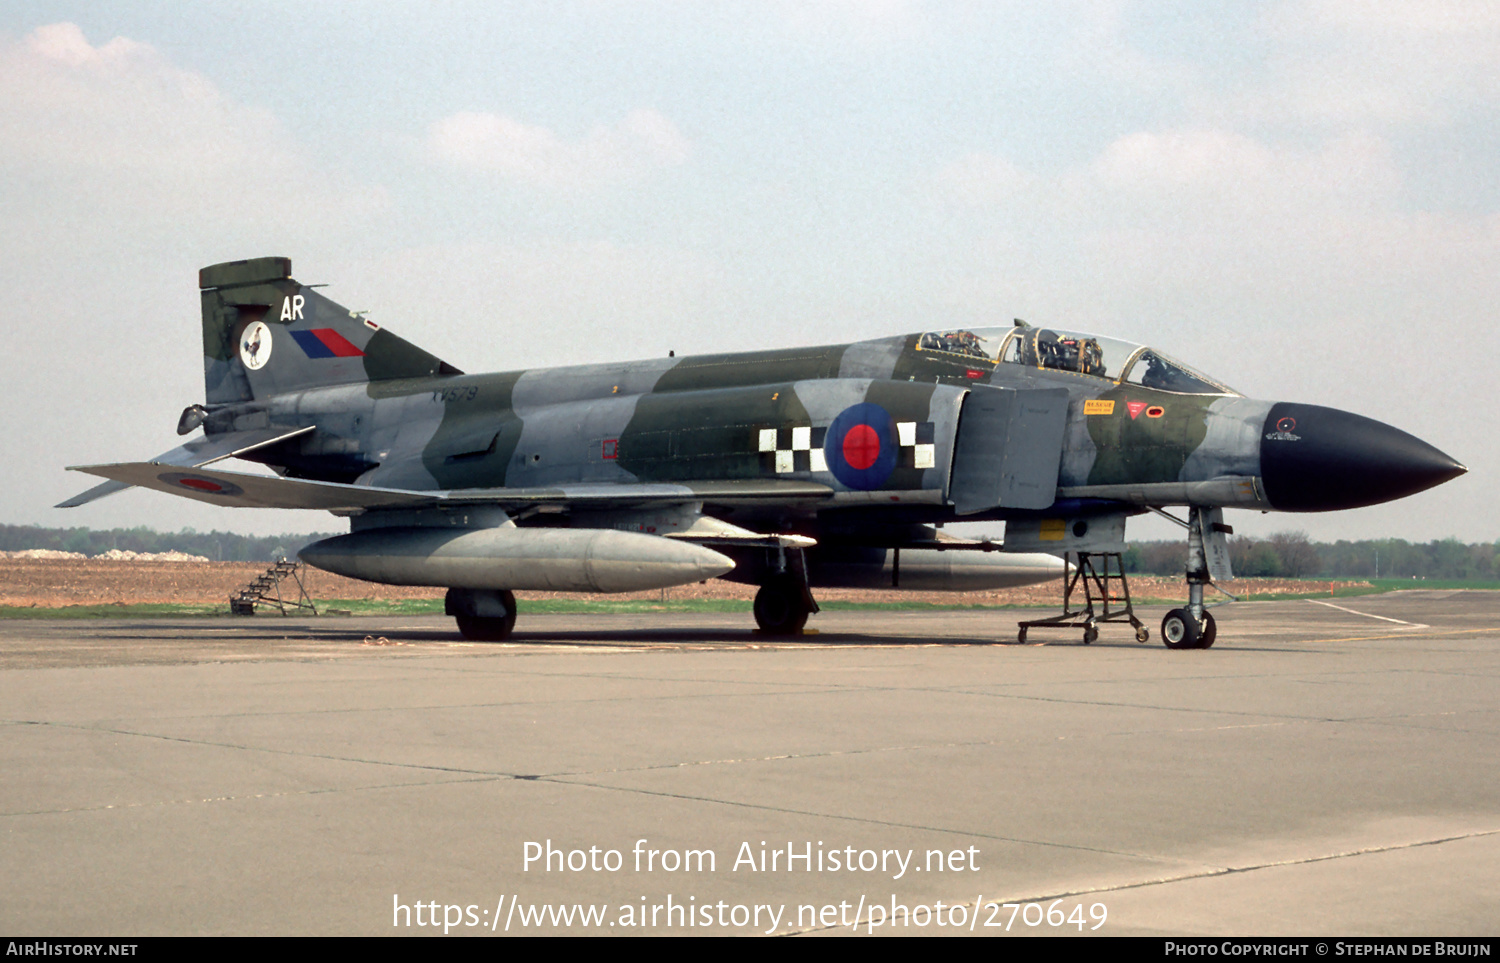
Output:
[{"xmin": 311, "ymin": 329, "xmax": 365, "ymax": 357}]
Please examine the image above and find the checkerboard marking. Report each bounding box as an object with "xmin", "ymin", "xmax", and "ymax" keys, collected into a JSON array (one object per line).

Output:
[{"xmin": 757, "ymin": 422, "xmax": 936, "ymax": 474}]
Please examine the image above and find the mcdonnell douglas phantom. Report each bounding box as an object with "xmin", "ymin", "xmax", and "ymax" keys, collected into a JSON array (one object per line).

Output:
[{"xmin": 63, "ymin": 257, "xmax": 1465, "ymax": 648}]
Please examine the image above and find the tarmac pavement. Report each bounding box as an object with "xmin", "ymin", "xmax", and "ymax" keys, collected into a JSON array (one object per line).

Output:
[{"xmin": 0, "ymin": 591, "xmax": 1495, "ymax": 936}]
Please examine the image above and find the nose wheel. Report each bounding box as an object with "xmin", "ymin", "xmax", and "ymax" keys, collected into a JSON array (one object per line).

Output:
[{"xmin": 1160, "ymin": 609, "xmax": 1215, "ymax": 649}]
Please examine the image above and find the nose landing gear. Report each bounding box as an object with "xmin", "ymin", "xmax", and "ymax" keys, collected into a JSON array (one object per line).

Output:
[
  {"xmin": 1153, "ymin": 505, "xmax": 1233, "ymax": 650},
  {"xmin": 1160, "ymin": 607, "xmax": 1216, "ymax": 649}
]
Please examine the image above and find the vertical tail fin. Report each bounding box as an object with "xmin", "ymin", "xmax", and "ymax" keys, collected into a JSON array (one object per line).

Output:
[{"xmin": 199, "ymin": 257, "xmax": 461, "ymax": 404}]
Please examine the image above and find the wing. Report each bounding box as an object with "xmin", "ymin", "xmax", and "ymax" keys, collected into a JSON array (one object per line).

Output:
[
  {"xmin": 66, "ymin": 461, "xmax": 835, "ymax": 513},
  {"xmin": 56, "ymin": 426, "xmax": 316, "ymax": 508}
]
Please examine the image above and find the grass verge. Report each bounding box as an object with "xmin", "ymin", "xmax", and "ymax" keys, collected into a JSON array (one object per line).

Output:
[{"xmin": 2, "ymin": 579, "xmax": 1494, "ymax": 619}]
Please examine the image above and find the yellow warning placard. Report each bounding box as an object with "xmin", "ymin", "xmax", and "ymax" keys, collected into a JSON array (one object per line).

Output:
[
  {"xmin": 1084, "ymin": 399, "xmax": 1115, "ymax": 415},
  {"xmin": 1039, "ymin": 518, "xmax": 1066, "ymax": 541}
]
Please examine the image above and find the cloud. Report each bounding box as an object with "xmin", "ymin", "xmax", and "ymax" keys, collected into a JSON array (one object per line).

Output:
[
  {"xmin": 0, "ymin": 23, "xmax": 386, "ymax": 535},
  {"xmin": 1062, "ymin": 128, "xmax": 1495, "ymax": 318},
  {"xmin": 926, "ymin": 121, "xmax": 1500, "ymax": 347},
  {"xmin": 1249, "ymin": 0, "xmax": 1500, "ymax": 127},
  {"xmin": 934, "ymin": 126, "xmax": 1405, "ymax": 238},
  {"xmin": 1085, "ymin": 128, "xmax": 1400, "ymax": 211},
  {"xmin": 933, "ymin": 152, "xmax": 1033, "ymax": 206},
  {"xmin": 772, "ymin": 0, "xmax": 930, "ymax": 43},
  {"xmin": 425, "ymin": 108, "xmax": 690, "ymax": 189},
  {"xmin": 325, "ymin": 239, "xmax": 746, "ymax": 372},
  {"xmin": 0, "ymin": 22, "xmax": 383, "ymax": 241}
]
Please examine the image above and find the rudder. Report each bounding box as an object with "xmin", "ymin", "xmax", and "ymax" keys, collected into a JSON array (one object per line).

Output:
[{"xmin": 200, "ymin": 256, "xmax": 461, "ymax": 404}]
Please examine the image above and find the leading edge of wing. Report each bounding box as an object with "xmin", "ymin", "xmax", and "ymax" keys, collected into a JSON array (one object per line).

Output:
[
  {"xmin": 68, "ymin": 462, "xmax": 431, "ymax": 511},
  {"xmin": 56, "ymin": 426, "xmax": 317, "ymax": 508},
  {"xmin": 67, "ymin": 463, "xmax": 835, "ymax": 513}
]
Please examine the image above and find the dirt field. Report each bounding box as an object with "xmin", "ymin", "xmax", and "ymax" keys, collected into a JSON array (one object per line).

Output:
[{"xmin": 0, "ymin": 557, "xmax": 1371, "ymax": 610}]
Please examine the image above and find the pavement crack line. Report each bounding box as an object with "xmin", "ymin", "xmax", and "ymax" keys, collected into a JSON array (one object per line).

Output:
[
  {"xmin": 783, "ymin": 827, "xmax": 1500, "ymax": 936},
  {"xmin": 2, "ymin": 774, "xmax": 504, "ymax": 818},
  {"xmin": 929, "ymin": 683, "xmax": 1493, "ymax": 729},
  {"xmin": 539, "ymin": 736, "xmax": 1042, "ymax": 778},
  {"xmin": 10, "ymin": 682, "xmax": 857, "ymax": 723},
  {"xmin": 990, "ymin": 826, "xmax": 1500, "ymax": 904},
  {"xmin": 527, "ymin": 775, "xmax": 1181, "ymax": 863},
  {"xmin": 530, "ymin": 719, "xmax": 1297, "ymax": 780},
  {"xmin": 8, "ymin": 719, "xmax": 519, "ymax": 779}
]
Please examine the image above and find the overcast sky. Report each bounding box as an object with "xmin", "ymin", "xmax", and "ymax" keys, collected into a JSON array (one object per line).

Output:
[{"xmin": 1, "ymin": 2, "xmax": 1494, "ymax": 544}]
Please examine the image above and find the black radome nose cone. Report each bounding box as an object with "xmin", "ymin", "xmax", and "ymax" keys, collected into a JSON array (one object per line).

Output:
[{"xmin": 1260, "ymin": 403, "xmax": 1466, "ymax": 512}]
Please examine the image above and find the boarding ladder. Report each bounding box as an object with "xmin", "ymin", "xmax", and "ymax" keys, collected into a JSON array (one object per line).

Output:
[{"xmin": 230, "ymin": 559, "xmax": 318, "ymax": 616}]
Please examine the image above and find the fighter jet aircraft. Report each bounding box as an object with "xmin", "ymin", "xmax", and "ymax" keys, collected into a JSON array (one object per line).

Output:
[{"xmin": 62, "ymin": 257, "xmax": 1465, "ymax": 647}]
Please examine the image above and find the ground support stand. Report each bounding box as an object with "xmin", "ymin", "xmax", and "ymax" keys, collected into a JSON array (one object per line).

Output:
[
  {"xmin": 230, "ymin": 559, "xmax": 318, "ymax": 616},
  {"xmin": 1016, "ymin": 552, "xmax": 1148, "ymax": 644}
]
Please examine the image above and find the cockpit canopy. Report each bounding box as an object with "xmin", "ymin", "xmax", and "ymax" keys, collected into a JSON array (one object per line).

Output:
[{"xmin": 914, "ymin": 324, "xmax": 1237, "ymax": 395}]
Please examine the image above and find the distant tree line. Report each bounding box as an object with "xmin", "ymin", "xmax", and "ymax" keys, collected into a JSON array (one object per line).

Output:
[
  {"xmin": 5, "ymin": 524, "xmax": 1497, "ymax": 580},
  {"xmin": 0, "ymin": 524, "xmax": 338, "ymax": 563},
  {"xmin": 1123, "ymin": 533, "xmax": 1500, "ymax": 581}
]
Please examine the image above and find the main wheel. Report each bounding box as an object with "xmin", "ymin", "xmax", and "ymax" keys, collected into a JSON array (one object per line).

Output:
[
  {"xmin": 448, "ymin": 588, "xmax": 517, "ymax": 642},
  {"xmin": 1160, "ymin": 608, "xmax": 1200, "ymax": 650},
  {"xmin": 754, "ymin": 577, "xmax": 811, "ymax": 635},
  {"xmin": 1197, "ymin": 611, "xmax": 1217, "ymax": 649},
  {"xmin": 455, "ymin": 613, "xmax": 516, "ymax": 641}
]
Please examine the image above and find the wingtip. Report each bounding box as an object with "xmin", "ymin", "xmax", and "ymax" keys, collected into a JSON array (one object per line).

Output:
[{"xmin": 55, "ymin": 476, "xmax": 133, "ymax": 509}]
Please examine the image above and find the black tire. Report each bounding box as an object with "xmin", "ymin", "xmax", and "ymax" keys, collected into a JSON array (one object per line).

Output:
[
  {"xmin": 1197, "ymin": 611, "xmax": 1217, "ymax": 649},
  {"xmin": 754, "ymin": 577, "xmax": 810, "ymax": 635},
  {"xmin": 451, "ymin": 588, "xmax": 517, "ymax": 641},
  {"xmin": 1160, "ymin": 608, "xmax": 1200, "ymax": 650},
  {"xmin": 455, "ymin": 612, "xmax": 516, "ymax": 642},
  {"xmin": 1083, "ymin": 623, "xmax": 1098, "ymax": 644},
  {"xmin": 1135, "ymin": 624, "xmax": 1150, "ymax": 643}
]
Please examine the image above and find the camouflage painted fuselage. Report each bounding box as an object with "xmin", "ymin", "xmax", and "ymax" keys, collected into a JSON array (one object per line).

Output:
[
  {"xmin": 171, "ymin": 255, "xmax": 1461, "ymax": 542},
  {"xmin": 212, "ymin": 310, "xmax": 1263, "ymax": 538},
  {"xmin": 62, "ymin": 257, "xmax": 1469, "ymax": 644}
]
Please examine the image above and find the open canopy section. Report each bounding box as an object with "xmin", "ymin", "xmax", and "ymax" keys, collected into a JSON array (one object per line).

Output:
[{"xmin": 914, "ymin": 324, "xmax": 1239, "ymax": 396}]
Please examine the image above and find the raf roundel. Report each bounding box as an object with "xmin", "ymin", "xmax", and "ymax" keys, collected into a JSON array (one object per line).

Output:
[
  {"xmin": 825, "ymin": 402, "xmax": 898, "ymax": 490},
  {"xmin": 239, "ymin": 320, "xmax": 273, "ymax": 371},
  {"xmin": 158, "ymin": 473, "xmax": 244, "ymax": 498}
]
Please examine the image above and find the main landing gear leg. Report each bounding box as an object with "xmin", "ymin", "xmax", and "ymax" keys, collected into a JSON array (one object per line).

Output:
[
  {"xmin": 754, "ymin": 547, "xmax": 820, "ymax": 635},
  {"xmin": 447, "ymin": 588, "xmax": 518, "ymax": 641}
]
